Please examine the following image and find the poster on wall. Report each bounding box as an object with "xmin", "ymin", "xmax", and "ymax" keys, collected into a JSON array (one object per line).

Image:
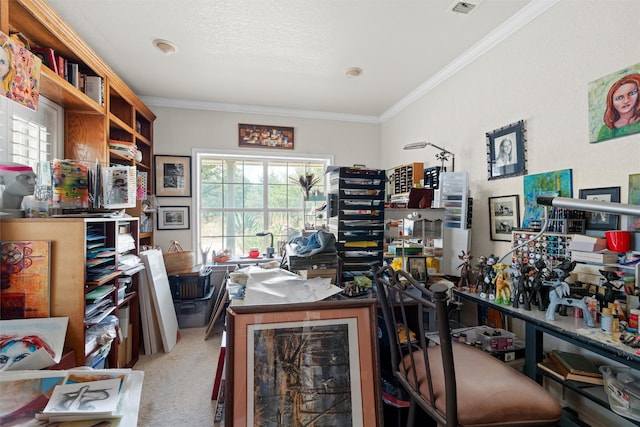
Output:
[
  {"xmin": 588, "ymin": 62, "xmax": 640, "ymax": 143},
  {"xmin": 0, "ymin": 31, "xmax": 41, "ymax": 111},
  {"xmin": 522, "ymin": 169, "xmax": 573, "ymax": 229}
]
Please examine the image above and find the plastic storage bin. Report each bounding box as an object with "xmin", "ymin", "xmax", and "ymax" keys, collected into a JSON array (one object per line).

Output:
[
  {"xmin": 476, "ymin": 326, "xmax": 516, "ymax": 351},
  {"xmin": 169, "ymin": 266, "xmax": 214, "ymax": 299},
  {"xmin": 600, "ymin": 365, "xmax": 640, "ymax": 421},
  {"xmin": 173, "ymin": 287, "xmax": 215, "ymax": 328}
]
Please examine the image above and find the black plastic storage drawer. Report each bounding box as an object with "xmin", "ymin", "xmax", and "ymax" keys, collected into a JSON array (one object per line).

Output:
[
  {"xmin": 169, "ymin": 266, "xmax": 214, "ymax": 299},
  {"xmin": 173, "ymin": 287, "xmax": 215, "ymax": 328}
]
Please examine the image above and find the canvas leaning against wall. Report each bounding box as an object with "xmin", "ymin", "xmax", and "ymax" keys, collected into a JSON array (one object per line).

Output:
[{"xmin": 588, "ymin": 62, "xmax": 640, "ymax": 143}]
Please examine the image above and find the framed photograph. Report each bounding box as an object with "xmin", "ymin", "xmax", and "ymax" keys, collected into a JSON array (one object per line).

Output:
[
  {"xmin": 226, "ymin": 300, "xmax": 381, "ymax": 427},
  {"xmin": 486, "ymin": 120, "xmax": 527, "ymax": 180},
  {"xmin": 154, "ymin": 155, "xmax": 191, "ymax": 197},
  {"xmin": 407, "ymin": 256, "xmax": 428, "ymax": 282},
  {"xmin": 579, "ymin": 186, "xmax": 620, "ymax": 231},
  {"xmin": 489, "ymin": 195, "xmax": 520, "ymax": 241},
  {"xmin": 157, "ymin": 206, "xmax": 190, "ymax": 230},
  {"xmin": 238, "ymin": 123, "xmax": 294, "ymax": 150}
]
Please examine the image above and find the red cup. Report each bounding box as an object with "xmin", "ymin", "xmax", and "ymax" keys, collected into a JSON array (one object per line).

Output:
[
  {"xmin": 605, "ymin": 231, "xmax": 630, "ymax": 253},
  {"xmin": 249, "ymin": 248, "xmax": 260, "ymax": 258}
]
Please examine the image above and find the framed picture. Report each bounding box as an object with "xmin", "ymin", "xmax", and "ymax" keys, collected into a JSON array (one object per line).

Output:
[
  {"xmin": 489, "ymin": 195, "xmax": 520, "ymax": 241},
  {"xmin": 226, "ymin": 300, "xmax": 381, "ymax": 427},
  {"xmin": 157, "ymin": 206, "xmax": 190, "ymax": 230},
  {"xmin": 629, "ymin": 173, "xmax": 640, "ymax": 231},
  {"xmin": 522, "ymin": 169, "xmax": 573, "ymax": 229},
  {"xmin": 486, "ymin": 120, "xmax": 527, "ymax": 180},
  {"xmin": 154, "ymin": 155, "xmax": 192, "ymax": 197},
  {"xmin": 579, "ymin": 186, "xmax": 620, "ymax": 231},
  {"xmin": 407, "ymin": 256, "xmax": 428, "ymax": 282},
  {"xmin": 588, "ymin": 62, "xmax": 640, "ymax": 143},
  {"xmin": 238, "ymin": 123, "xmax": 294, "ymax": 150}
]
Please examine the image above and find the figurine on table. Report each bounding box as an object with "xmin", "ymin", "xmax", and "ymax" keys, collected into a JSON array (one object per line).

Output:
[
  {"xmin": 492, "ymin": 262, "xmax": 511, "ymax": 305},
  {"xmin": 456, "ymin": 251, "xmax": 473, "ymax": 291}
]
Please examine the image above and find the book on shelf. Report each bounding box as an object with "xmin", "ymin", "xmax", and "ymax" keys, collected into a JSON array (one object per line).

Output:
[
  {"xmin": 548, "ymin": 350, "xmax": 603, "ymax": 384},
  {"xmin": 31, "ymin": 47, "xmax": 58, "ymax": 75},
  {"xmin": 85, "ymin": 75, "xmax": 105, "ymax": 105},
  {"xmin": 569, "ymin": 234, "xmax": 607, "ymax": 252},
  {"xmin": 538, "ymin": 354, "xmax": 603, "ymax": 385}
]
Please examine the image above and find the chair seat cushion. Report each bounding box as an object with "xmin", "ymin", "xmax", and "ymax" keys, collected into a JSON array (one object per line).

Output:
[{"xmin": 401, "ymin": 342, "xmax": 562, "ymax": 426}]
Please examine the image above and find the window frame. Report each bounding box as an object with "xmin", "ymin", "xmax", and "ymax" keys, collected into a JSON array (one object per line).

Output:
[{"xmin": 193, "ymin": 148, "xmax": 333, "ymax": 261}]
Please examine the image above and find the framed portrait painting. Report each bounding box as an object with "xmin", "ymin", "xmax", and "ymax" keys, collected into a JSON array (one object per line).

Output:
[
  {"xmin": 579, "ymin": 186, "xmax": 620, "ymax": 231},
  {"xmin": 154, "ymin": 155, "xmax": 192, "ymax": 197},
  {"xmin": 157, "ymin": 206, "xmax": 190, "ymax": 230},
  {"xmin": 488, "ymin": 195, "xmax": 520, "ymax": 241},
  {"xmin": 226, "ymin": 300, "xmax": 381, "ymax": 427},
  {"xmin": 486, "ymin": 120, "xmax": 527, "ymax": 180},
  {"xmin": 588, "ymin": 62, "xmax": 640, "ymax": 143}
]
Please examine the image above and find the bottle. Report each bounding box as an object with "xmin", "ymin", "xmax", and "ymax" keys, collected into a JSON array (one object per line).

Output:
[
  {"xmin": 601, "ymin": 307, "xmax": 613, "ymax": 333},
  {"xmin": 611, "ymin": 307, "xmax": 620, "ymax": 333},
  {"xmin": 628, "ymin": 309, "xmax": 639, "ymax": 333}
]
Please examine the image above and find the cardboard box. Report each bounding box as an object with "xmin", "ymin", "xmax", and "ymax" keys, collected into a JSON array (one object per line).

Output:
[{"xmin": 569, "ymin": 234, "xmax": 607, "ymax": 252}]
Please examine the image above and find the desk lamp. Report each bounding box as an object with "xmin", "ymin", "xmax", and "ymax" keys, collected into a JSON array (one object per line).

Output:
[
  {"xmin": 403, "ymin": 142, "xmax": 455, "ymax": 172},
  {"xmin": 256, "ymin": 231, "xmax": 275, "ymax": 258}
]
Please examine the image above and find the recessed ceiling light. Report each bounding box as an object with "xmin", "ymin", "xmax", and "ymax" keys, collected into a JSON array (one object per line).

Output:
[
  {"xmin": 153, "ymin": 39, "xmax": 178, "ymax": 55},
  {"xmin": 345, "ymin": 67, "xmax": 363, "ymax": 78}
]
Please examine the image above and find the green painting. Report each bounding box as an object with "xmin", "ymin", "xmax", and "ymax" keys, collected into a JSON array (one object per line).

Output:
[
  {"xmin": 588, "ymin": 63, "xmax": 640, "ymax": 143},
  {"xmin": 522, "ymin": 169, "xmax": 573, "ymax": 229}
]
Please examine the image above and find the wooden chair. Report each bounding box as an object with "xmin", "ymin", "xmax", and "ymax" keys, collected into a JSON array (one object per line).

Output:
[{"xmin": 374, "ymin": 265, "xmax": 562, "ymax": 427}]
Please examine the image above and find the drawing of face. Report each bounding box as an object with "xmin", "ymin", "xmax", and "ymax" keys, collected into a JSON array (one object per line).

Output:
[
  {"xmin": 612, "ymin": 82, "xmax": 639, "ymax": 116},
  {"xmin": 0, "ymin": 339, "xmax": 36, "ymax": 370}
]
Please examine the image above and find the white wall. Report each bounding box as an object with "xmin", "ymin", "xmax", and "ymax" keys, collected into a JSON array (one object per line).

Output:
[
  {"xmin": 150, "ymin": 107, "xmax": 380, "ymax": 250},
  {"xmin": 380, "ymin": 0, "xmax": 640, "ymax": 260}
]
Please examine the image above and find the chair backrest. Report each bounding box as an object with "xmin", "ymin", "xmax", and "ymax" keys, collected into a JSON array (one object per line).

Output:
[{"xmin": 374, "ymin": 265, "xmax": 457, "ymax": 426}]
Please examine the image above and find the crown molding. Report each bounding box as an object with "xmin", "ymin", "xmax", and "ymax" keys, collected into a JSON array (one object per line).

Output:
[
  {"xmin": 139, "ymin": 96, "xmax": 381, "ymax": 124},
  {"xmin": 379, "ymin": 0, "xmax": 560, "ymax": 122}
]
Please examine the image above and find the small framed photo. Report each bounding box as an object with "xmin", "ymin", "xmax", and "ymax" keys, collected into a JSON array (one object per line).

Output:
[
  {"xmin": 154, "ymin": 155, "xmax": 192, "ymax": 197},
  {"xmin": 489, "ymin": 195, "xmax": 520, "ymax": 241},
  {"xmin": 407, "ymin": 256, "xmax": 428, "ymax": 282},
  {"xmin": 157, "ymin": 206, "xmax": 190, "ymax": 230},
  {"xmin": 226, "ymin": 300, "xmax": 381, "ymax": 426},
  {"xmin": 486, "ymin": 120, "xmax": 527, "ymax": 180},
  {"xmin": 238, "ymin": 123, "xmax": 294, "ymax": 150},
  {"xmin": 579, "ymin": 186, "xmax": 621, "ymax": 231}
]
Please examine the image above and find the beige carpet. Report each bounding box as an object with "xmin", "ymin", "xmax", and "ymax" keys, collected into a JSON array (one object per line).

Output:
[{"xmin": 134, "ymin": 324, "xmax": 223, "ymax": 426}]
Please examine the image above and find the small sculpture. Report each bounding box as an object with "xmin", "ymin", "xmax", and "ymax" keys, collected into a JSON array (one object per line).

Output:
[
  {"xmin": 479, "ymin": 254, "xmax": 498, "ymax": 298},
  {"xmin": 492, "ymin": 262, "xmax": 511, "ymax": 305},
  {"xmin": 457, "ymin": 250, "xmax": 473, "ymax": 291},
  {"xmin": 0, "ymin": 162, "xmax": 36, "ymax": 212},
  {"xmin": 594, "ymin": 270, "xmax": 624, "ymax": 310},
  {"xmin": 543, "ymin": 264, "xmax": 594, "ymax": 327}
]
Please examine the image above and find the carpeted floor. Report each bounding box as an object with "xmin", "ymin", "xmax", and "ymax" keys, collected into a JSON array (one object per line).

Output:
[{"xmin": 134, "ymin": 325, "xmax": 223, "ymax": 426}]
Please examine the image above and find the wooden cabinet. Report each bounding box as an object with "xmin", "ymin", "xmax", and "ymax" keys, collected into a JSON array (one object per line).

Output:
[
  {"xmin": 388, "ymin": 162, "xmax": 424, "ymax": 200},
  {"xmin": 1, "ymin": 0, "xmax": 156, "ymax": 248},
  {"xmin": 0, "ymin": 218, "xmax": 141, "ymax": 368}
]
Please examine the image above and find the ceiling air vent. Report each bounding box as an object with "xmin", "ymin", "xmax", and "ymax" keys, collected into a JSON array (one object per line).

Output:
[{"xmin": 449, "ymin": 0, "xmax": 481, "ymax": 15}]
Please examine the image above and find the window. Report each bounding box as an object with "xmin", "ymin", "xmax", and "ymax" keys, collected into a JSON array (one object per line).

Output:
[
  {"xmin": 195, "ymin": 149, "xmax": 332, "ymax": 258},
  {"xmin": 0, "ymin": 96, "xmax": 63, "ymax": 168}
]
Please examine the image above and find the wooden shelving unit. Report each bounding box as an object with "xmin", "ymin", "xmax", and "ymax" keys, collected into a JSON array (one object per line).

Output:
[
  {"xmin": 1, "ymin": 0, "xmax": 156, "ymax": 363},
  {"xmin": 1, "ymin": 218, "xmax": 141, "ymax": 368}
]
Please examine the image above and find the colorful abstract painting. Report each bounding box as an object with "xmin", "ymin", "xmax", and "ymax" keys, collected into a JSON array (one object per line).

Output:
[
  {"xmin": 0, "ymin": 241, "xmax": 51, "ymax": 319},
  {"xmin": 51, "ymin": 159, "xmax": 89, "ymax": 209},
  {"xmin": 628, "ymin": 173, "xmax": 640, "ymax": 232},
  {"xmin": 0, "ymin": 31, "xmax": 41, "ymax": 111},
  {"xmin": 588, "ymin": 62, "xmax": 640, "ymax": 143},
  {"xmin": 522, "ymin": 169, "xmax": 573, "ymax": 228}
]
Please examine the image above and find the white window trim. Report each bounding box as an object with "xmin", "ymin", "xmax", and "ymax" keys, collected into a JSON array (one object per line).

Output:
[{"xmin": 191, "ymin": 147, "xmax": 334, "ymax": 255}]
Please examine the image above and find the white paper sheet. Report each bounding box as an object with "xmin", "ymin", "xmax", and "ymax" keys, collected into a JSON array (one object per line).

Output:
[{"xmin": 241, "ymin": 267, "xmax": 342, "ymax": 305}]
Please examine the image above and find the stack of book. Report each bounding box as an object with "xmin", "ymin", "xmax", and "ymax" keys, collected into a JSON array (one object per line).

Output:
[
  {"xmin": 537, "ymin": 350, "xmax": 604, "ymax": 385},
  {"xmin": 109, "ymin": 140, "xmax": 137, "ymax": 160}
]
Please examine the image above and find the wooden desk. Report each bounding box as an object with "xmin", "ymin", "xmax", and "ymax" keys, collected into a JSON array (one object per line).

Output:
[{"xmin": 454, "ymin": 290, "xmax": 640, "ymax": 424}]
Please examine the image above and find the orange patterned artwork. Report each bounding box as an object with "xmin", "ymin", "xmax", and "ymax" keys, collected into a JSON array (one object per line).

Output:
[
  {"xmin": 0, "ymin": 241, "xmax": 51, "ymax": 319},
  {"xmin": 0, "ymin": 31, "xmax": 41, "ymax": 111}
]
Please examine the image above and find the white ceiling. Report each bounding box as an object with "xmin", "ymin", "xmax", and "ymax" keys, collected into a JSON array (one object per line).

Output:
[{"xmin": 45, "ymin": 0, "xmax": 555, "ymax": 122}]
